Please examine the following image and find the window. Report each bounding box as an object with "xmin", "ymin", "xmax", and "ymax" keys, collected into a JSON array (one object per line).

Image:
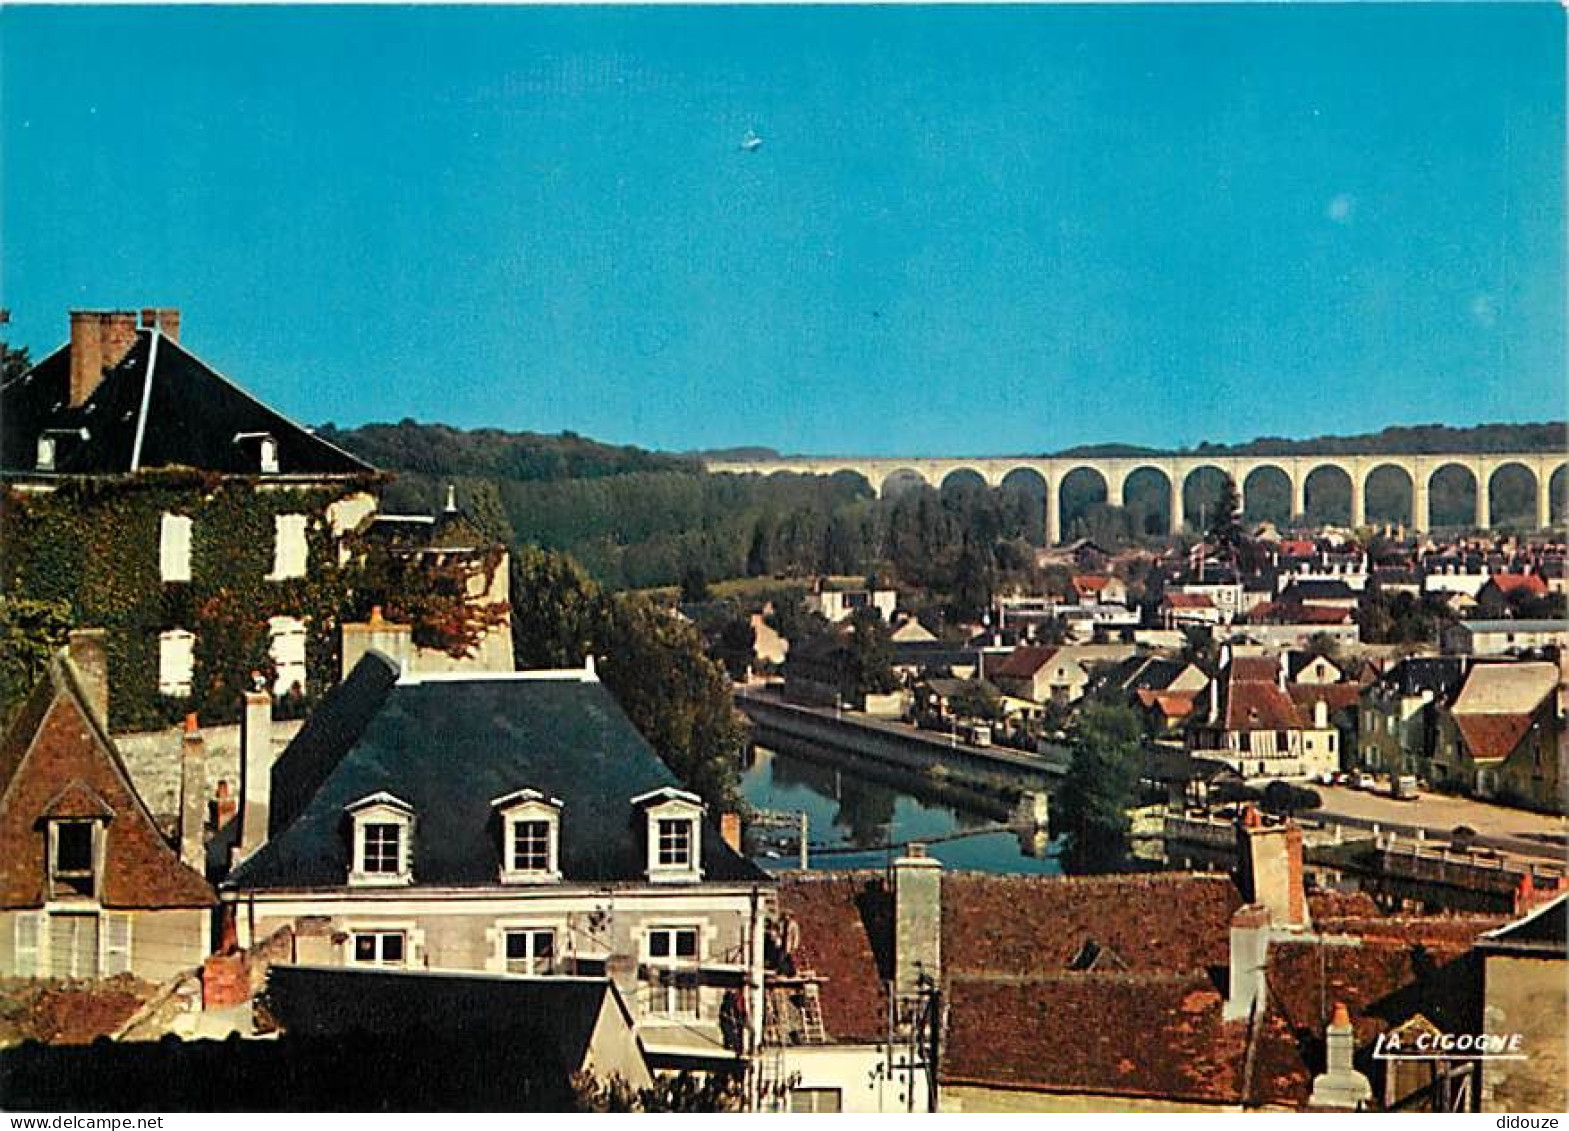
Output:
[
  {"xmin": 268, "ymin": 615, "xmax": 307, "ymax": 696},
  {"xmin": 503, "ymin": 928, "xmax": 556, "ymax": 975},
  {"xmin": 362, "ymin": 823, "xmax": 402, "ymax": 874},
  {"xmin": 646, "ymin": 927, "xmax": 701, "ymax": 1018},
  {"xmin": 634, "ymin": 787, "xmax": 704, "ymax": 883},
  {"xmin": 259, "ymin": 437, "xmax": 279, "ymax": 474},
  {"xmin": 36, "ymin": 436, "xmax": 55, "ymax": 471},
  {"xmin": 493, "ymin": 790, "xmax": 562, "ymax": 883},
  {"xmin": 50, "ymin": 822, "xmax": 97, "ymax": 899},
  {"xmin": 159, "ymin": 513, "xmax": 192, "ymax": 582},
  {"xmin": 658, "ymin": 818, "xmax": 693, "ymax": 867},
  {"xmin": 346, "ymin": 793, "xmax": 415, "ymax": 886},
  {"xmin": 158, "ymin": 629, "xmax": 195, "ymax": 697},
  {"xmin": 789, "ymin": 1089, "xmax": 843, "ymax": 1114},
  {"xmin": 512, "ymin": 820, "xmax": 551, "ymax": 873},
  {"xmin": 268, "ymin": 514, "xmax": 309, "ymax": 580},
  {"xmin": 351, "ymin": 931, "xmax": 406, "ymax": 966}
]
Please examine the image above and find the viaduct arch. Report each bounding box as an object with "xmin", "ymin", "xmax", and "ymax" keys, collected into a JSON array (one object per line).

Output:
[{"xmin": 709, "ymin": 452, "xmax": 1566, "ymax": 545}]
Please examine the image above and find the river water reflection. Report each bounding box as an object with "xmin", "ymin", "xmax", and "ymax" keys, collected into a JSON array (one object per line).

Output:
[{"xmin": 740, "ymin": 743, "xmax": 1063, "ymax": 874}]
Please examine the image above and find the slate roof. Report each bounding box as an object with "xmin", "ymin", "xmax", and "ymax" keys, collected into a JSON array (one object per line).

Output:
[
  {"xmin": 0, "ymin": 653, "xmax": 214, "ymax": 910},
  {"xmin": 1374, "ymin": 657, "xmax": 1469, "ymax": 699},
  {"xmin": 228, "ymin": 653, "xmax": 765, "ymax": 890},
  {"xmin": 1476, "ymin": 894, "xmax": 1568, "ymax": 957},
  {"xmin": 1, "ymin": 331, "xmax": 373, "ymax": 478},
  {"xmin": 1277, "ymin": 580, "xmax": 1358, "ymax": 603}
]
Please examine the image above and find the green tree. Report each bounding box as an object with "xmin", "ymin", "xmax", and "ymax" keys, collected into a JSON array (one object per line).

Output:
[
  {"xmin": 948, "ymin": 678, "xmax": 1004, "ymax": 722},
  {"xmin": 1053, "ymin": 703, "xmax": 1145, "ymax": 873},
  {"xmin": 1, "ymin": 338, "xmax": 30, "ymax": 383},
  {"xmin": 679, "ymin": 563, "xmax": 712, "ymax": 604},
  {"xmin": 840, "ymin": 606, "xmax": 898, "ymax": 699},
  {"xmin": 510, "ymin": 546, "xmax": 744, "ymax": 809},
  {"xmin": 0, "ymin": 595, "xmax": 73, "ymax": 728},
  {"xmin": 1207, "ymin": 474, "xmax": 1244, "ymax": 556}
]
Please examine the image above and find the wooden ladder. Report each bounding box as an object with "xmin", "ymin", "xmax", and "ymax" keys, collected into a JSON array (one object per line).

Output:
[{"xmin": 799, "ymin": 981, "xmax": 827, "ymax": 1044}]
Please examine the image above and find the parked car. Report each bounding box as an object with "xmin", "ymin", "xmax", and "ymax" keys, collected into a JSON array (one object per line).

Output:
[{"xmin": 1390, "ymin": 774, "xmax": 1419, "ymax": 801}]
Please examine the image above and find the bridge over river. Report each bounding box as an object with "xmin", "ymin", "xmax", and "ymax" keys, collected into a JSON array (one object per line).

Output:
[{"xmin": 706, "ymin": 449, "xmax": 1566, "ymax": 543}]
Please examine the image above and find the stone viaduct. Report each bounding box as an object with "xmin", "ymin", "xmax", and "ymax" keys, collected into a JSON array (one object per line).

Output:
[{"xmin": 704, "ymin": 451, "xmax": 1566, "ymax": 545}]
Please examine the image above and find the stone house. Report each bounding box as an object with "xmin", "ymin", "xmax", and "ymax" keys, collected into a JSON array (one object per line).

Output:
[
  {"xmin": 0, "ymin": 633, "xmax": 213, "ymax": 981},
  {"xmin": 1357, "ymin": 657, "xmax": 1469, "ymax": 774},
  {"xmin": 1476, "ymin": 892, "xmax": 1567, "ymax": 1113},
  {"xmin": 221, "ymin": 651, "xmax": 771, "ymax": 1069},
  {"xmin": 1, "ymin": 307, "xmax": 381, "ymax": 730},
  {"xmin": 1430, "ymin": 662, "xmax": 1564, "ymax": 813},
  {"xmin": 1188, "ymin": 655, "xmax": 1340, "ymax": 781}
]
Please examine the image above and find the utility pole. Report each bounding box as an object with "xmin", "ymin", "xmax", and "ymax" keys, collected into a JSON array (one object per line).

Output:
[{"xmin": 799, "ymin": 810, "xmax": 809, "ymax": 870}]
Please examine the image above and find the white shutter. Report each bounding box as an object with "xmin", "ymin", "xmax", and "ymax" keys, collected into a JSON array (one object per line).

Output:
[
  {"xmin": 159, "ymin": 629, "xmax": 195, "ymax": 697},
  {"xmin": 103, "ymin": 913, "xmax": 133, "ymax": 975},
  {"xmin": 159, "ymin": 513, "xmax": 192, "ymax": 582},
  {"xmin": 14, "ymin": 913, "xmax": 41, "ymax": 977},
  {"xmin": 269, "ymin": 616, "xmax": 308, "ymax": 695},
  {"xmin": 269, "ymin": 514, "xmax": 309, "ymax": 580}
]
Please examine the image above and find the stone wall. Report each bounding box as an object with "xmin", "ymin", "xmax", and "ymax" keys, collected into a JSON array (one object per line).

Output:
[{"xmin": 117, "ymin": 720, "xmax": 303, "ymax": 828}]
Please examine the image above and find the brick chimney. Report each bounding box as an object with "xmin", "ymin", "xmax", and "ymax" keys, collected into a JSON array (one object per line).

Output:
[
  {"xmin": 1309, "ymin": 1001, "xmax": 1373, "ymax": 1110},
  {"xmin": 237, "ymin": 689, "xmax": 274, "ymax": 862},
  {"xmin": 1235, "ymin": 806, "xmax": 1309, "ymax": 930},
  {"xmin": 139, "ymin": 307, "xmax": 180, "ymax": 342},
  {"xmin": 893, "ymin": 844, "xmax": 942, "ymax": 998},
  {"xmin": 179, "ymin": 713, "xmax": 206, "ymax": 873},
  {"xmin": 65, "ymin": 628, "xmax": 110, "ymax": 730},
  {"xmin": 719, "ymin": 811, "xmax": 743, "ymax": 854},
  {"xmin": 68, "ymin": 310, "xmax": 139, "ymax": 407}
]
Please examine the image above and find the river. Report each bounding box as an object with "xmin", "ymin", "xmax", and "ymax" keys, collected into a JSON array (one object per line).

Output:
[{"xmin": 740, "ymin": 742, "xmax": 1063, "ymax": 874}]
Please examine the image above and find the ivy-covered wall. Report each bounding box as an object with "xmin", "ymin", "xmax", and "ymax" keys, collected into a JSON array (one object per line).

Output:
[{"xmin": 1, "ymin": 470, "xmax": 383, "ymax": 732}]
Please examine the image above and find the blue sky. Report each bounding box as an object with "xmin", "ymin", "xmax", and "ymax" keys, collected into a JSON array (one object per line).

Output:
[{"xmin": 2, "ymin": 3, "xmax": 1563, "ymax": 456}]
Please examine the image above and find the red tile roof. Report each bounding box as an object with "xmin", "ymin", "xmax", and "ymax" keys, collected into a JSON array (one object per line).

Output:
[
  {"xmin": 990, "ymin": 645, "xmax": 1060, "ymax": 680},
  {"xmin": 1286, "ymin": 684, "xmax": 1362, "ymax": 715},
  {"xmin": 945, "ymin": 974, "xmax": 1249, "ymax": 1104},
  {"xmin": 943, "ymin": 872, "xmax": 1241, "ymax": 979},
  {"xmin": 1138, "ymin": 688, "xmax": 1199, "ymax": 719},
  {"xmin": 1163, "ymin": 593, "xmax": 1215, "ymax": 609},
  {"xmin": 776, "ymin": 873, "xmax": 890, "ymax": 1042},
  {"xmin": 1229, "ymin": 656, "xmax": 1282, "ymax": 682},
  {"xmin": 1225, "ymin": 680, "xmax": 1305, "ymax": 732},
  {"xmin": 1453, "ymin": 713, "xmax": 1537, "ymax": 763},
  {"xmin": 1487, "ymin": 573, "xmax": 1549, "ymax": 597}
]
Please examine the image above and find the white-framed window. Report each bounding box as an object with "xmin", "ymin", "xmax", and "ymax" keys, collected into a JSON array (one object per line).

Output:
[
  {"xmin": 159, "ymin": 513, "xmax": 192, "ymax": 582},
  {"xmin": 158, "ymin": 629, "xmax": 195, "ymax": 697},
  {"xmin": 632, "ymin": 787, "xmax": 704, "ymax": 884},
  {"xmin": 491, "ymin": 790, "xmax": 563, "ymax": 883},
  {"xmin": 49, "ymin": 820, "xmax": 100, "ymax": 900},
  {"xmin": 503, "ymin": 928, "xmax": 557, "ymax": 975},
  {"xmin": 259, "ymin": 436, "xmax": 279, "ymax": 475},
  {"xmin": 644, "ymin": 925, "xmax": 701, "ymax": 1019},
  {"xmin": 345, "ymin": 793, "xmax": 415, "ymax": 886},
  {"xmin": 36, "ymin": 436, "xmax": 56, "ymax": 471},
  {"xmin": 268, "ymin": 514, "xmax": 309, "ymax": 580},
  {"xmin": 350, "ymin": 930, "xmax": 407, "ymax": 967},
  {"xmin": 268, "ymin": 615, "xmax": 307, "ymax": 696}
]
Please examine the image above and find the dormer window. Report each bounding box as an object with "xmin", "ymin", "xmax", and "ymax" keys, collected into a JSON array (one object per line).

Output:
[
  {"xmin": 346, "ymin": 792, "xmax": 415, "ymax": 886},
  {"xmin": 632, "ymin": 787, "xmax": 704, "ymax": 884},
  {"xmin": 36, "ymin": 427, "xmax": 88, "ymax": 472},
  {"xmin": 234, "ymin": 431, "xmax": 280, "ymax": 475},
  {"xmin": 50, "ymin": 820, "xmax": 99, "ymax": 900},
  {"xmin": 491, "ymin": 789, "xmax": 562, "ymax": 883},
  {"xmin": 36, "ymin": 436, "xmax": 55, "ymax": 471}
]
